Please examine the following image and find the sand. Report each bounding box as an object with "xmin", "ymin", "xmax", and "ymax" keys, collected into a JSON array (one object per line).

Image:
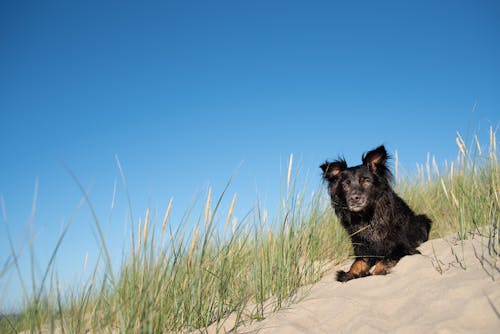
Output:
[
  {"xmin": 213, "ymin": 235, "xmax": 500, "ymax": 334},
  {"xmin": 16, "ymin": 235, "xmax": 499, "ymax": 334}
]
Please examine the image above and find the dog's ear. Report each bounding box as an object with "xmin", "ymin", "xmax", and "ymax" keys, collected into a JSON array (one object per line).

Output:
[
  {"xmin": 362, "ymin": 145, "xmax": 392, "ymax": 180},
  {"xmin": 320, "ymin": 159, "xmax": 347, "ymax": 181}
]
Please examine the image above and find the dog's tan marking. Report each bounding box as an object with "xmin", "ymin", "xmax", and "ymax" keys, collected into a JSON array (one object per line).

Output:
[
  {"xmin": 371, "ymin": 260, "xmax": 396, "ymax": 275},
  {"xmin": 349, "ymin": 258, "xmax": 371, "ymax": 277}
]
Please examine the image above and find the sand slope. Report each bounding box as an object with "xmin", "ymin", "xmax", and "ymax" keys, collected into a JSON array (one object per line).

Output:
[{"xmin": 232, "ymin": 236, "xmax": 500, "ymax": 334}]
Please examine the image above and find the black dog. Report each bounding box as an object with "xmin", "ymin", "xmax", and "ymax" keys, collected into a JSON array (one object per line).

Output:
[{"xmin": 320, "ymin": 145, "xmax": 431, "ymax": 282}]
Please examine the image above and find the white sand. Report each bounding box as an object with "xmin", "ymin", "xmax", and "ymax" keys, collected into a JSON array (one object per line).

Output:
[{"xmin": 219, "ymin": 236, "xmax": 500, "ymax": 334}]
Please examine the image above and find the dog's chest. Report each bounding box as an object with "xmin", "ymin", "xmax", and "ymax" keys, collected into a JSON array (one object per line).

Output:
[{"xmin": 348, "ymin": 219, "xmax": 388, "ymax": 243}]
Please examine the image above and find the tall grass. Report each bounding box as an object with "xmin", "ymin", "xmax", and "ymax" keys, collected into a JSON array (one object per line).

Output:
[
  {"xmin": 397, "ymin": 127, "xmax": 498, "ymax": 242},
  {"xmin": 1, "ymin": 127, "xmax": 498, "ymax": 333}
]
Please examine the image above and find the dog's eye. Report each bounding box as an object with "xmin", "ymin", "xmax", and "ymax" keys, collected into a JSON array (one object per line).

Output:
[{"xmin": 360, "ymin": 177, "xmax": 371, "ymax": 184}]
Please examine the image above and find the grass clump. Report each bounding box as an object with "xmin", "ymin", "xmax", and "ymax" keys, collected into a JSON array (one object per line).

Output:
[
  {"xmin": 397, "ymin": 128, "xmax": 498, "ymax": 243},
  {"xmin": 1, "ymin": 127, "xmax": 498, "ymax": 333}
]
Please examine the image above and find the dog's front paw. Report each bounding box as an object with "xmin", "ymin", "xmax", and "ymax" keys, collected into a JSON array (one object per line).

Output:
[{"xmin": 336, "ymin": 270, "xmax": 351, "ymax": 282}]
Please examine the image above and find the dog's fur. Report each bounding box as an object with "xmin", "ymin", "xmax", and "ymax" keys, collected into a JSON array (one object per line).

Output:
[{"xmin": 320, "ymin": 145, "xmax": 432, "ymax": 282}]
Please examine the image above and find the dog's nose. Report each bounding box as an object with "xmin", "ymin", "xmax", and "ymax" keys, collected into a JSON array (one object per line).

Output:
[{"xmin": 350, "ymin": 194, "xmax": 361, "ymax": 202}]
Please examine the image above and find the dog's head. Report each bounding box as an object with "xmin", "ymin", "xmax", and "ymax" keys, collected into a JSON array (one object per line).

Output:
[{"xmin": 320, "ymin": 145, "xmax": 392, "ymax": 213}]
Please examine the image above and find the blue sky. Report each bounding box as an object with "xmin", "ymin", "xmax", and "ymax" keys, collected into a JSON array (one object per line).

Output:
[{"xmin": 1, "ymin": 0, "xmax": 499, "ymax": 311}]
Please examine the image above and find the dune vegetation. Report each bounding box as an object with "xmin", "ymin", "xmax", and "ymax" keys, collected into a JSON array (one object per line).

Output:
[{"xmin": 0, "ymin": 127, "xmax": 498, "ymax": 333}]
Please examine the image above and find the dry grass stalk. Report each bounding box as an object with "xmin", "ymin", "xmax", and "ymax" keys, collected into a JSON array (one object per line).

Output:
[
  {"xmin": 143, "ymin": 209, "xmax": 150, "ymax": 245},
  {"xmin": 205, "ymin": 188, "xmax": 212, "ymax": 227},
  {"xmin": 161, "ymin": 197, "xmax": 173, "ymax": 236},
  {"xmin": 188, "ymin": 226, "xmax": 200, "ymax": 265},
  {"xmin": 456, "ymin": 132, "xmax": 467, "ymax": 158},
  {"xmin": 225, "ymin": 194, "xmax": 237, "ymax": 236},
  {"xmin": 287, "ymin": 153, "xmax": 293, "ymax": 190}
]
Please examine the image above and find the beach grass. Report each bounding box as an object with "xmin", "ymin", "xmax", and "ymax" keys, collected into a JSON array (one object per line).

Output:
[{"xmin": 0, "ymin": 127, "xmax": 498, "ymax": 333}]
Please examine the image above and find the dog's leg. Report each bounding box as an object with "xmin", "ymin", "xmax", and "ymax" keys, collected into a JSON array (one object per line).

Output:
[
  {"xmin": 372, "ymin": 244, "xmax": 415, "ymax": 276},
  {"xmin": 336, "ymin": 258, "xmax": 371, "ymax": 282},
  {"xmin": 371, "ymin": 259, "xmax": 397, "ymax": 276}
]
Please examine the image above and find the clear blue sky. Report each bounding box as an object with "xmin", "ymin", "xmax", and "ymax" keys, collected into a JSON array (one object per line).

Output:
[{"xmin": 1, "ymin": 0, "xmax": 499, "ymax": 311}]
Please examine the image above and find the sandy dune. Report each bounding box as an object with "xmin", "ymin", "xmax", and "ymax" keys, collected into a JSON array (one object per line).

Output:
[
  {"xmin": 18, "ymin": 236, "xmax": 499, "ymax": 334},
  {"xmin": 223, "ymin": 236, "xmax": 500, "ymax": 334}
]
